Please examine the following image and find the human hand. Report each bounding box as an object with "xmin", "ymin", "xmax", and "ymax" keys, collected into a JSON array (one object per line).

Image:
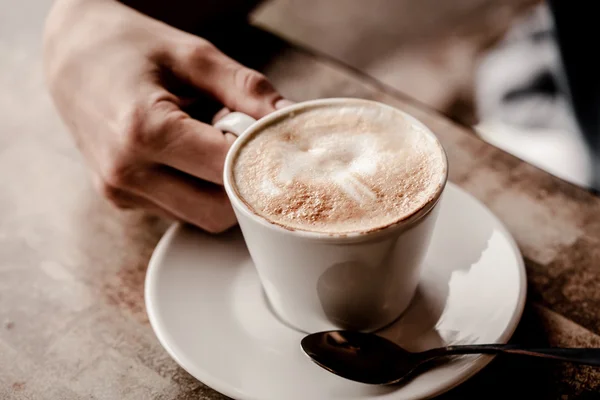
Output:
[{"xmin": 43, "ymin": 0, "xmax": 289, "ymax": 232}]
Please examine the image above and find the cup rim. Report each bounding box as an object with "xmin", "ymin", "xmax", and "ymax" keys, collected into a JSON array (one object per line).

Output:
[{"xmin": 223, "ymin": 97, "xmax": 449, "ymax": 243}]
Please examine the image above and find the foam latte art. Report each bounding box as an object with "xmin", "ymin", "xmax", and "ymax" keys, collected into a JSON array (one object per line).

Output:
[
  {"xmin": 268, "ymin": 132, "xmax": 379, "ymax": 203},
  {"xmin": 233, "ymin": 103, "xmax": 446, "ymax": 234}
]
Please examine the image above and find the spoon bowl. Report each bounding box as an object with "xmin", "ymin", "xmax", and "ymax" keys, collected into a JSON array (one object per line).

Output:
[
  {"xmin": 301, "ymin": 330, "xmax": 420, "ymax": 385},
  {"xmin": 301, "ymin": 330, "xmax": 600, "ymax": 385}
]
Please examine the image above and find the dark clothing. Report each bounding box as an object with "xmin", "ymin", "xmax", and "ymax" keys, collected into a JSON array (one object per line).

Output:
[{"xmin": 548, "ymin": 0, "xmax": 600, "ymax": 192}]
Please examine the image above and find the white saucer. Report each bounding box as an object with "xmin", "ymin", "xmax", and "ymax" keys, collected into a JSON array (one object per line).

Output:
[{"xmin": 145, "ymin": 182, "xmax": 526, "ymax": 400}]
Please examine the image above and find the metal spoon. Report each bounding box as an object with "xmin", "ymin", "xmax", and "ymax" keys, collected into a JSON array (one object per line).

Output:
[{"xmin": 301, "ymin": 330, "xmax": 600, "ymax": 385}]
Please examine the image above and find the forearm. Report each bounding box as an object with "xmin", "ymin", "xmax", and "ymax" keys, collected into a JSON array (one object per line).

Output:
[{"xmin": 48, "ymin": 0, "xmax": 261, "ymax": 34}]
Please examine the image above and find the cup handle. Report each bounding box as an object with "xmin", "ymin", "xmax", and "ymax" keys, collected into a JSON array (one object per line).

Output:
[{"xmin": 214, "ymin": 112, "xmax": 257, "ymax": 137}]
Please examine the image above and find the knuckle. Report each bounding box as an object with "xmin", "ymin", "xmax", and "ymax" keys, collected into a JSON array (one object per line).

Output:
[
  {"xmin": 235, "ymin": 68, "xmax": 274, "ymax": 97},
  {"xmin": 110, "ymin": 195, "xmax": 134, "ymax": 210},
  {"xmin": 202, "ymin": 220, "xmax": 231, "ymax": 234},
  {"xmin": 202, "ymin": 224, "xmax": 223, "ymax": 234},
  {"xmin": 119, "ymin": 103, "xmax": 152, "ymax": 151},
  {"xmin": 201, "ymin": 201, "xmax": 236, "ymax": 234},
  {"xmin": 119, "ymin": 99, "xmax": 177, "ymax": 153},
  {"xmin": 99, "ymin": 153, "xmax": 138, "ymax": 191},
  {"xmin": 151, "ymin": 103, "xmax": 187, "ymax": 149},
  {"xmin": 184, "ymin": 39, "xmax": 217, "ymax": 65},
  {"xmin": 96, "ymin": 177, "xmax": 129, "ymax": 208}
]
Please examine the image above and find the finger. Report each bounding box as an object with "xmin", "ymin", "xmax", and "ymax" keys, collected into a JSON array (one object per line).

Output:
[
  {"xmin": 144, "ymin": 97, "xmax": 233, "ymax": 185},
  {"xmin": 212, "ymin": 107, "xmax": 237, "ymax": 146},
  {"xmin": 111, "ymin": 189, "xmax": 179, "ymax": 221},
  {"xmin": 93, "ymin": 173, "xmax": 179, "ymax": 220},
  {"xmin": 224, "ymin": 132, "xmax": 237, "ymax": 147},
  {"xmin": 169, "ymin": 40, "xmax": 286, "ymax": 119},
  {"xmin": 128, "ymin": 165, "xmax": 238, "ymax": 233},
  {"xmin": 212, "ymin": 106, "xmax": 231, "ymax": 124},
  {"xmin": 275, "ymin": 99, "xmax": 296, "ymax": 110}
]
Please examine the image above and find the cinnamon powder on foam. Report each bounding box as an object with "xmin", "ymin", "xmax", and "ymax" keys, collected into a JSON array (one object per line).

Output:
[{"xmin": 232, "ymin": 104, "xmax": 445, "ymax": 234}]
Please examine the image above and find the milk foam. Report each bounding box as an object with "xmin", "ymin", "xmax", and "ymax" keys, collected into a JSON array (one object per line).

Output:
[
  {"xmin": 272, "ymin": 132, "xmax": 379, "ymax": 202},
  {"xmin": 233, "ymin": 103, "xmax": 446, "ymax": 234}
]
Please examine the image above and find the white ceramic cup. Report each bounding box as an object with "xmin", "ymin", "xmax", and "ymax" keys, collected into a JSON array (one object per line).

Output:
[{"xmin": 216, "ymin": 98, "xmax": 448, "ymax": 333}]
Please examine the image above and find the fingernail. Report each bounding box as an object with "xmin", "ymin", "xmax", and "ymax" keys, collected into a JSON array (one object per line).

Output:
[{"xmin": 275, "ymin": 99, "xmax": 296, "ymax": 110}]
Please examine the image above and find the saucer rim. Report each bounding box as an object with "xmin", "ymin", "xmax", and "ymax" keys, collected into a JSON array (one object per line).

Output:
[{"xmin": 144, "ymin": 182, "xmax": 527, "ymax": 400}]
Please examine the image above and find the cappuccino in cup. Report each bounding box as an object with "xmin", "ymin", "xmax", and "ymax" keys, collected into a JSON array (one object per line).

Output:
[
  {"xmin": 219, "ymin": 98, "xmax": 448, "ymax": 333},
  {"xmin": 232, "ymin": 102, "xmax": 446, "ymax": 234}
]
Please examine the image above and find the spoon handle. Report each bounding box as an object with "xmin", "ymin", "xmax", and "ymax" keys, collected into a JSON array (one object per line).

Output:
[{"xmin": 423, "ymin": 344, "xmax": 600, "ymax": 366}]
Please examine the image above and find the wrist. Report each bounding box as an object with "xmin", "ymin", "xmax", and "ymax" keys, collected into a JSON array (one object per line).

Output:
[{"xmin": 44, "ymin": 0, "xmax": 100, "ymax": 39}]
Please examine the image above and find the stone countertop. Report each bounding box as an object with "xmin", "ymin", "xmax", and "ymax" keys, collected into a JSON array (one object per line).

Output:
[{"xmin": 1, "ymin": 2, "xmax": 599, "ymax": 399}]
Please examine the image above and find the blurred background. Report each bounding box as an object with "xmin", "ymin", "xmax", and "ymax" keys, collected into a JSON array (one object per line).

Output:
[
  {"xmin": 251, "ymin": 0, "xmax": 593, "ymax": 189},
  {"xmin": 2, "ymin": 0, "xmax": 594, "ymax": 190}
]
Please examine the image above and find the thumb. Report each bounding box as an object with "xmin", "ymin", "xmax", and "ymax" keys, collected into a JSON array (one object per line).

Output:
[{"xmin": 170, "ymin": 39, "xmax": 290, "ymax": 119}]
